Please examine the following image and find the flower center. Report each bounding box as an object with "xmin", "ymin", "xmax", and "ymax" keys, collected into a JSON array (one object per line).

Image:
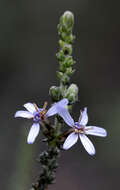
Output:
[
  {"xmin": 39, "ymin": 110, "xmax": 47, "ymax": 120},
  {"xmin": 74, "ymin": 122, "xmax": 85, "ymax": 134},
  {"xmin": 33, "ymin": 112, "xmax": 41, "ymax": 123},
  {"xmin": 33, "ymin": 109, "xmax": 47, "ymax": 123}
]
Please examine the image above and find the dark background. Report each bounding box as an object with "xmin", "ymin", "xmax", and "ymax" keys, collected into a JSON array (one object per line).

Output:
[{"xmin": 0, "ymin": 0, "xmax": 120, "ymax": 189}]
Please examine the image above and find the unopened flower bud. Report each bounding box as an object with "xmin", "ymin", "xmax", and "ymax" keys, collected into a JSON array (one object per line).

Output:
[
  {"xmin": 65, "ymin": 84, "xmax": 78, "ymax": 103},
  {"xmin": 57, "ymin": 71, "xmax": 63, "ymax": 80},
  {"xmin": 59, "ymin": 40, "xmax": 65, "ymax": 48},
  {"xmin": 63, "ymin": 44, "xmax": 72, "ymax": 55},
  {"xmin": 49, "ymin": 86, "xmax": 61, "ymax": 101},
  {"xmin": 62, "ymin": 11, "xmax": 74, "ymax": 28},
  {"xmin": 61, "ymin": 74, "xmax": 70, "ymax": 84},
  {"xmin": 66, "ymin": 67, "xmax": 75, "ymax": 76}
]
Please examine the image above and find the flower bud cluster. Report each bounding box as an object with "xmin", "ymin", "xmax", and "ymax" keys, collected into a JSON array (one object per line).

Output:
[
  {"xmin": 65, "ymin": 83, "xmax": 78, "ymax": 103},
  {"xmin": 57, "ymin": 11, "xmax": 75, "ymax": 43},
  {"xmin": 50, "ymin": 11, "xmax": 78, "ymax": 104}
]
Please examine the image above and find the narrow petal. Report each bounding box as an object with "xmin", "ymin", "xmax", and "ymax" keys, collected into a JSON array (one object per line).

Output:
[
  {"xmin": 57, "ymin": 106, "xmax": 74, "ymax": 127},
  {"xmin": 14, "ymin": 111, "xmax": 33, "ymax": 119},
  {"xmin": 57, "ymin": 98, "xmax": 69, "ymax": 107},
  {"xmin": 27, "ymin": 123, "xmax": 40, "ymax": 144},
  {"xmin": 79, "ymin": 134, "xmax": 95, "ymax": 155},
  {"xmin": 24, "ymin": 103, "xmax": 36, "ymax": 114},
  {"xmin": 46, "ymin": 104, "xmax": 58, "ymax": 117},
  {"xmin": 79, "ymin": 107, "xmax": 88, "ymax": 126},
  {"xmin": 46, "ymin": 98, "xmax": 69, "ymax": 117},
  {"xmin": 63, "ymin": 132, "xmax": 78, "ymax": 150},
  {"xmin": 85, "ymin": 126, "xmax": 107, "ymax": 137}
]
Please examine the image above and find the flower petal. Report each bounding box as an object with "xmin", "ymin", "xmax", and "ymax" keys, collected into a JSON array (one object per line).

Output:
[
  {"xmin": 57, "ymin": 98, "xmax": 69, "ymax": 107},
  {"xmin": 14, "ymin": 111, "xmax": 33, "ymax": 119},
  {"xmin": 46, "ymin": 98, "xmax": 69, "ymax": 117},
  {"xmin": 46, "ymin": 104, "xmax": 58, "ymax": 117},
  {"xmin": 24, "ymin": 103, "xmax": 36, "ymax": 114},
  {"xmin": 63, "ymin": 132, "xmax": 78, "ymax": 150},
  {"xmin": 79, "ymin": 134, "xmax": 95, "ymax": 155},
  {"xmin": 57, "ymin": 106, "xmax": 74, "ymax": 127},
  {"xmin": 27, "ymin": 123, "xmax": 40, "ymax": 144},
  {"xmin": 79, "ymin": 107, "xmax": 88, "ymax": 126},
  {"xmin": 85, "ymin": 126, "xmax": 107, "ymax": 137}
]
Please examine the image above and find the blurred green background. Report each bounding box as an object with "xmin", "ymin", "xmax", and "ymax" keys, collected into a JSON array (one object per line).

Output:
[{"xmin": 0, "ymin": 0, "xmax": 120, "ymax": 189}]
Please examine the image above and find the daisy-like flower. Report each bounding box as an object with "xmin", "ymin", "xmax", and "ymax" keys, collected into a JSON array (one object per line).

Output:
[
  {"xmin": 15, "ymin": 98, "xmax": 68, "ymax": 144},
  {"xmin": 59, "ymin": 107, "xmax": 107, "ymax": 155}
]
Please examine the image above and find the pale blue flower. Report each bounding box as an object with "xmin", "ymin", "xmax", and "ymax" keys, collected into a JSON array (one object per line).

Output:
[
  {"xmin": 15, "ymin": 98, "xmax": 68, "ymax": 144},
  {"xmin": 59, "ymin": 107, "xmax": 107, "ymax": 155}
]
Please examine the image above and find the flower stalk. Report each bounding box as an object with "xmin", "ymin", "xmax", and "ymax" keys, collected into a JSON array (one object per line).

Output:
[{"xmin": 29, "ymin": 10, "xmax": 78, "ymax": 190}]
